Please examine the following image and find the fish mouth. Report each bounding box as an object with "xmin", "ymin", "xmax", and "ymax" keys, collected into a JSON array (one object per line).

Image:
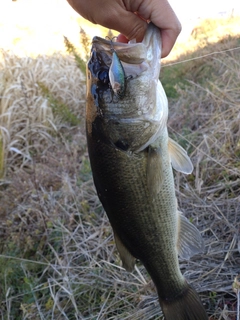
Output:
[
  {"xmin": 91, "ymin": 37, "xmax": 147, "ymax": 64},
  {"xmin": 88, "ymin": 38, "xmax": 146, "ymax": 90},
  {"xmin": 88, "ymin": 23, "xmax": 161, "ymax": 85},
  {"xmin": 87, "ymin": 23, "xmax": 166, "ymax": 153},
  {"xmin": 91, "ymin": 22, "xmax": 161, "ymax": 64}
]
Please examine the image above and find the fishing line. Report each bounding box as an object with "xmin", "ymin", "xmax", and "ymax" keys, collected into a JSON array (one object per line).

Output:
[{"xmin": 162, "ymin": 45, "xmax": 240, "ymax": 67}]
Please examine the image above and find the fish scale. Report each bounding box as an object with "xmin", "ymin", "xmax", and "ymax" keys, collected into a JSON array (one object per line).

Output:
[
  {"xmin": 88, "ymin": 127, "xmax": 183, "ymax": 296},
  {"xmin": 86, "ymin": 23, "xmax": 208, "ymax": 319}
]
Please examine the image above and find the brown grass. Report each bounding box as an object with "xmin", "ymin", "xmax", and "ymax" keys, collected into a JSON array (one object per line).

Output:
[{"xmin": 0, "ymin": 16, "xmax": 240, "ymax": 319}]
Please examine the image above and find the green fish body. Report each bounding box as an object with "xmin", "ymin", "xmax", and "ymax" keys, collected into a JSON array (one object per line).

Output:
[{"xmin": 86, "ymin": 23, "xmax": 208, "ymax": 320}]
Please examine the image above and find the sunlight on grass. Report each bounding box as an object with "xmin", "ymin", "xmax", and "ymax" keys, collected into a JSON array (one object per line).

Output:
[
  {"xmin": 0, "ymin": 0, "xmax": 75, "ymax": 56},
  {"xmin": 0, "ymin": 0, "xmax": 117, "ymax": 57},
  {"xmin": 166, "ymin": 16, "xmax": 240, "ymax": 62},
  {"xmin": 1, "ymin": 0, "xmax": 239, "ymax": 59}
]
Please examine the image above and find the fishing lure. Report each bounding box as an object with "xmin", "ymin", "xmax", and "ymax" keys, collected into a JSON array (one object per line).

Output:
[{"xmin": 107, "ymin": 37, "xmax": 126, "ymax": 99}]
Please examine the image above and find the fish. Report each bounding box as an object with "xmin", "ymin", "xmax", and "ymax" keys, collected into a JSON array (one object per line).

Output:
[{"xmin": 86, "ymin": 23, "xmax": 208, "ymax": 320}]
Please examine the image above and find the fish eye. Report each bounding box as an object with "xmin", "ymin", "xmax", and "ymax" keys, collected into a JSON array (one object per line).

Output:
[{"xmin": 98, "ymin": 69, "xmax": 109, "ymax": 84}]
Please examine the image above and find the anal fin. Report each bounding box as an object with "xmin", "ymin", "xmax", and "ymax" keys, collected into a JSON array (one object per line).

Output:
[
  {"xmin": 114, "ymin": 231, "xmax": 135, "ymax": 272},
  {"xmin": 177, "ymin": 211, "xmax": 205, "ymax": 259},
  {"xmin": 168, "ymin": 138, "xmax": 193, "ymax": 174}
]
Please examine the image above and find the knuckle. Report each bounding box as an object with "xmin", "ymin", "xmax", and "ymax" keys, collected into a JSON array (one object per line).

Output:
[{"xmin": 175, "ymin": 21, "xmax": 182, "ymax": 35}]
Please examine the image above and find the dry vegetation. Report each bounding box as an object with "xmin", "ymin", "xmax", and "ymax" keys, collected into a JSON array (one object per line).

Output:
[{"xmin": 0, "ymin": 17, "xmax": 240, "ymax": 320}]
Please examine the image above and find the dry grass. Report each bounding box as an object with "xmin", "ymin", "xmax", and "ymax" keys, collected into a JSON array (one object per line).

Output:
[
  {"xmin": 0, "ymin": 17, "xmax": 240, "ymax": 319},
  {"xmin": 0, "ymin": 50, "xmax": 85, "ymax": 174}
]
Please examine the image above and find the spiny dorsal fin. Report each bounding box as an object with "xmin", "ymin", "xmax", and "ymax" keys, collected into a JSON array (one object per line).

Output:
[
  {"xmin": 146, "ymin": 146, "xmax": 164, "ymax": 197},
  {"xmin": 114, "ymin": 231, "xmax": 135, "ymax": 272},
  {"xmin": 168, "ymin": 138, "xmax": 193, "ymax": 174},
  {"xmin": 177, "ymin": 211, "xmax": 204, "ymax": 259}
]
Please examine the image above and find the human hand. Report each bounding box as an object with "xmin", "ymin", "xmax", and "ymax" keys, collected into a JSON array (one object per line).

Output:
[{"xmin": 66, "ymin": 0, "xmax": 181, "ymax": 58}]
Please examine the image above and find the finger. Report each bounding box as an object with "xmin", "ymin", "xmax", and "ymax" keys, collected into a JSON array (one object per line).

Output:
[
  {"xmin": 132, "ymin": 0, "xmax": 181, "ymax": 57},
  {"xmin": 98, "ymin": 8, "xmax": 148, "ymax": 42},
  {"xmin": 117, "ymin": 34, "xmax": 129, "ymax": 43},
  {"xmin": 160, "ymin": 28, "xmax": 179, "ymax": 58}
]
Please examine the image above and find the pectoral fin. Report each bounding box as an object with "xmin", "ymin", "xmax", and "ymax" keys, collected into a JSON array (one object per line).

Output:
[
  {"xmin": 147, "ymin": 146, "xmax": 164, "ymax": 197},
  {"xmin": 177, "ymin": 211, "xmax": 205, "ymax": 259},
  {"xmin": 168, "ymin": 138, "xmax": 193, "ymax": 174},
  {"xmin": 114, "ymin": 231, "xmax": 135, "ymax": 272}
]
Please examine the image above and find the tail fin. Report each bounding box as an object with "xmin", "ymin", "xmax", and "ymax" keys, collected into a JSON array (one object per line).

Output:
[{"xmin": 159, "ymin": 284, "xmax": 208, "ymax": 320}]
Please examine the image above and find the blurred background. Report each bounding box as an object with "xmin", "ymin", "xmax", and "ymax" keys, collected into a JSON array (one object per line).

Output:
[
  {"xmin": 170, "ymin": 0, "xmax": 240, "ymax": 39},
  {"xmin": 1, "ymin": 0, "xmax": 240, "ymax": 57}
]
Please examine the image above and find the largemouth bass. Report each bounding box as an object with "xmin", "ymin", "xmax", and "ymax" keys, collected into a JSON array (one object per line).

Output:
[{"xmin": 86, "ymin": 23, "xmax": 208, "ymax": 320}]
